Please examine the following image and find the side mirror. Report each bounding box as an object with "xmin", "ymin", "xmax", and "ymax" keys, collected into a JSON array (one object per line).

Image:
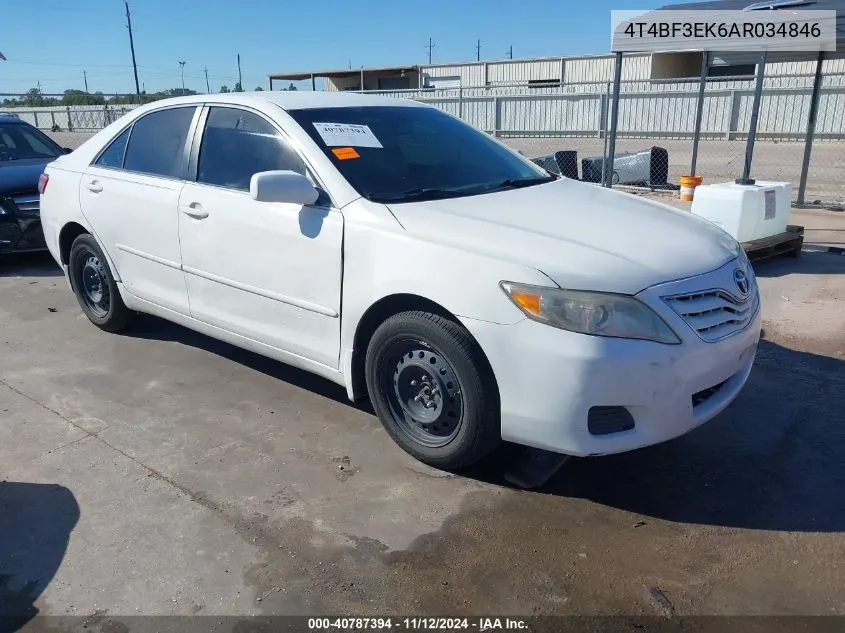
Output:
[
  {"xmin": 63, "ymin": 147, "xmax": 73, "ymax": 154},
  {"xmin": 250, "ymin": 170, "xmax": 319, "ymax": 206}
]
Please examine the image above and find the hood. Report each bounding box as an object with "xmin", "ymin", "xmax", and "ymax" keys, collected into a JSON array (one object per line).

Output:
[
  {"xmin": 0, "ymin": 158, "xmax": 55, "ymax": 196},
  {"xmin": 387, "ymin": 178, "xmax": 739, "ymax": 295}
]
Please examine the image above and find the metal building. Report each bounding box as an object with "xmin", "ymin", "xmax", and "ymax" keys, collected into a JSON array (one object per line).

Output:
[{"xmin": 269, "ymin": 53, "xmax": 845, "ymax": 92}]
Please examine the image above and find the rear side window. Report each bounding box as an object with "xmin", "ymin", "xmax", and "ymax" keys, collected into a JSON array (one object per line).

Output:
[
  {"xmin": 20, "ymin": 128, "xmax": 55, "ymax": 156},
  {"xmin": 123, "ymin": 107, "xmax": 196, "ymax": 178},
  {"xmin": 197, "ymin": 107, "xmax": 305, "ymax": 191},
  {"xmin": 95, "ymin": 127, "xmax": 131, "ymax": 168}
]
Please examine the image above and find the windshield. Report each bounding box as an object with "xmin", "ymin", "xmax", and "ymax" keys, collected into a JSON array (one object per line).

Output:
[
  {"xmin": 0, "ymin": 122, "xmax": 63, "ymax": 161},
  {"xmin": 287, "ymin": 106, "xmax": 554, "ymax": 203}
]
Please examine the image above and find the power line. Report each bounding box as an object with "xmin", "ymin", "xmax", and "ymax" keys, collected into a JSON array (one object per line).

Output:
[{"xmin": 124, "ymin": 1, "xmax": 142, "ymax": 104}]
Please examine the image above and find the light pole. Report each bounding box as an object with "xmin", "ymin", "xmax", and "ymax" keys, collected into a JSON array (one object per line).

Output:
[{"xmin": 178, "ymin": 61, "xmax": 186, "ymax": 94}]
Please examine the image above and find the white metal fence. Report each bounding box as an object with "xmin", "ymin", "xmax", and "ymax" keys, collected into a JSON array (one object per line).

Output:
[
  {"xmin": 0, "ymin": 103, "xmax": 139, "ymax": 132},
  {"xmin": 363, "ymin": 74, "xmax": 845, "ymax": 141},
  {"xmin": 4, "ymin": 72, "xmax": 843, "ymax": 206}
]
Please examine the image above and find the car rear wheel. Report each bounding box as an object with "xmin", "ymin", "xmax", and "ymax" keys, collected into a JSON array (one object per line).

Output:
[
  {"xmin": 365, "ymin": 310, "xmax": 500, "ymax": 469},
  {"xmin": 68, "ymin": 234, "xmax": 134, "ymax": 332}
]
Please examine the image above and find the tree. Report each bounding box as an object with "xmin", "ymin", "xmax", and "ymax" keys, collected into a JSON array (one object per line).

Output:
[
  {"xmin": 234, "ymin": 82, "xmax": 243, "ymax": 92},
  {"xmin": 219, "ymin": 85, "xmax": 230, "ymax": 93},
  {"xmin": 20, "ymin": 88, "xmax": 57, "ymax": 107},
  {"xmin": 61, "ymin": 89, "xmax": 105, "ymax": 106},
  {"xmin": 287, "ymin": 82, "xmax": 298, "ymax": 91},
  {"xmin": 254, "ymin": 86, "xmax": 264, "ymax": 91}
]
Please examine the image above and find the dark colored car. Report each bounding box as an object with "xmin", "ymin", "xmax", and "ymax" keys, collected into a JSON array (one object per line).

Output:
[{"xmin": 0, "ymin": 114, "xmax": 71, "ymax": 253}]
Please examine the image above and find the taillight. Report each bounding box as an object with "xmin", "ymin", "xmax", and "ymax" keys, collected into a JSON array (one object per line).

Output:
[{"xmin": 38, "ymin": 173, "xmax": 49, "ymax": 195}]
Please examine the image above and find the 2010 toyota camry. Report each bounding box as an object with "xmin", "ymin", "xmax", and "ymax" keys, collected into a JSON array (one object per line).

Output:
[{"xmin": 39, "ymin": 91, "xmax": 761, "ymax": 469}]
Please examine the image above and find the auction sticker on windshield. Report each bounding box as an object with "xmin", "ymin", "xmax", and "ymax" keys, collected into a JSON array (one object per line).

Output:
[{"xmin": 313, "ymin": 122, "xmax": 383, "ymax": 148}]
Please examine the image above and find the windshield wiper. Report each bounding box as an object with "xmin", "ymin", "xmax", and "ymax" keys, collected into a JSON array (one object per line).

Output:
[
  {"xmin": 484, "ymin": 175, "xmax": 558, "ymax": 191},
  {"xmin": 373, "ymin": 188, "xmax": 467, "ymax": 203}
]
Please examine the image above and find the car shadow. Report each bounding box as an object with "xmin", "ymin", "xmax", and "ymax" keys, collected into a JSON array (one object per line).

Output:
[
  {"xmin": 0, "ymin": 252, "xmax": 62, "ymax": 278},
  {"xmin": 126, "ymin": 311, "xmax": 845, "ymax": 533},
  {"xmin": 0, "ymin": 482, "xmax": 79, "ymax": 625},
  {"xmin": 128, "ymin": 315, "xmax": 362, "ymax": 409},
  {"xmin": 466, "ymin": 337, "xmax": 845, "ymax": 533},
  {"xmin": 751, "ymin": 249, "xmax": 845, "ymax": 278}
]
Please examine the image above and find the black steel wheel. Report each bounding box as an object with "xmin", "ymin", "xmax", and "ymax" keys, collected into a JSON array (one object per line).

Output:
[
  {"xmin": 68, "ymin": 233, "xmax": 134, "ymax": 332},
  {"xmin": 78, "ymin": 250, "xmax": 110, "ymax": 318},
  {"xmin": 382, "ymin": 341, "xmax": 464, "ymax": 448},
  {"xmin": 365, "ymin": 310, "xmax": 500, "ymax": 469}
]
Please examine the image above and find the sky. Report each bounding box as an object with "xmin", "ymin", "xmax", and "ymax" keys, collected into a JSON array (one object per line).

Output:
[{"xmin": 1, "ymin": 0, "xmax": 659, "ymax": 96}]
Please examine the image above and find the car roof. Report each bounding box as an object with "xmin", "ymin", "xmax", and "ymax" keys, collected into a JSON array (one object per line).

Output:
[
  {"xmin": 0, "ymin": 114, "xmax": 24, "ymax": 122},
  {"xmin": 137, "ymin": 90, "xmax": 429, "ymax": 112}
]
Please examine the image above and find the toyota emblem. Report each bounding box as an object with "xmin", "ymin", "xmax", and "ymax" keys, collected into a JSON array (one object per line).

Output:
[{"xmin": 734, "ymin": 268, "xmax": 749, "ymax": 296}]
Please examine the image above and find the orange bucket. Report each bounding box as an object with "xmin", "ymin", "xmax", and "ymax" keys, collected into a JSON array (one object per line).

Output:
[{"xmin": 679, "ymin": 175, "xmax": 702, "ymax": 202}]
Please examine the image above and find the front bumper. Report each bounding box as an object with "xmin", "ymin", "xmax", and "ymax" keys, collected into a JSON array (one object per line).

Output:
[
  {"xmin": 462, "ymin": 259, "xmax": 762, "ymax": 457},
  {"xmin": 0, "ymin": 195, "xmax": 46, "ymax": 253}
]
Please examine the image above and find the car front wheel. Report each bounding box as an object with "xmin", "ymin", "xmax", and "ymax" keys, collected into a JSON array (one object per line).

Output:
[
  {"xmin": 68, "ymin": 234, "xmax": 134, "ymax": 332},
  {"xmin": 365, "ymin": 310, "xmax": 500, "ymax": 469}
]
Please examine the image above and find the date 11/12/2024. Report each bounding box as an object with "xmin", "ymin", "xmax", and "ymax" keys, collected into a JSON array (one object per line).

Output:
[{"xmin": 307, "ymin": 617, "xmax": 530, "ymax": 631}]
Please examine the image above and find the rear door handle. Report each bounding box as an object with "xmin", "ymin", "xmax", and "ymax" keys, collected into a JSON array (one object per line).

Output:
[
  {"xmin": 180, "ymin": 202, "xmax": 208, "ymax": 219},
  {"xmin": 85, "ymin": 180, "xmax": 103, "ymax": 193}
]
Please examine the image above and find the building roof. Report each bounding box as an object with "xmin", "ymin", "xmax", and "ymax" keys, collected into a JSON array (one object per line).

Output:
[
  {"xmin": 269, "ymin": 65, "xmax": 420, "ymax": 81},
  {"xmin": 267, "ymin": 53, "xmax": 658, "ymax": 81}
]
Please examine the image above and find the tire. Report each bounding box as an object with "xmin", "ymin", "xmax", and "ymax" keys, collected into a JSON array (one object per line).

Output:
[
  {"xmin": 68, "ymin": 234, "xmax": 134, "ymax": 332},
  {"xmin": 364, "ymin": 310, "xmax": 500, "ymax": 469}
]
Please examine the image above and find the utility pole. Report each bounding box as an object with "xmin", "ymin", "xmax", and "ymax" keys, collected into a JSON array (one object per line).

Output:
[
  {"xmin": 426, "ymin": 37, "xmax": 435, "ymax": 64},
  {"xmin": 204, "ymin": 66, "xmax": 211, "ymax": 93},
  {"xmin": 178, "ymin": 61, "xmax": 186, "ymax": 93},
  {"xmin": 124, "ymin": 1, "xmax": 142, "ymax": 104},
  {"xmin": 476, "ymin": 39, "xmax": 481, "ymax": 62},
  {"xmin": 237, "ymin": 54, "xmax": 242, "ymax": 91},
  {"xmin": 83, "ymin": 70, "xmax": 89, "ymax": 92},
  {"xmin": 507, "ymin": 45, "xmax": 513, "ymax": 59}
]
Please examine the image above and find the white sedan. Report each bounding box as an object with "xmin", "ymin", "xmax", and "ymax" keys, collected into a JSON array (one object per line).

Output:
[{"xmin": 39, "ymin": 91, "xmax": 761, "ymax": 469}]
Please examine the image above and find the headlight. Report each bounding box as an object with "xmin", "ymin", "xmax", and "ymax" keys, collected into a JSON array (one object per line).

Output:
[{"xmin": 501, "ymin": 281, "xmax": 680, "ymax": 344}]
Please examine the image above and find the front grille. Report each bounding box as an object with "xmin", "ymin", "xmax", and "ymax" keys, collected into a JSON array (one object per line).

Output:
[
  {"xmin": 12, "ymin": 194, "xmax": 40, "ymax": 217},
  {"xmin": 663, "ymin": 285, "xmax": 758, "ymax": 343},
  {"xmin": 692, "ymin": 381, "xmax": 726, "ymax": 407}
]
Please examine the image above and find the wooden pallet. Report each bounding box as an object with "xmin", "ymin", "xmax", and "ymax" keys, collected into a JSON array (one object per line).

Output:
[{"xmin": 741, "ymin": 225, "xmax": 804, "ymax": 262}]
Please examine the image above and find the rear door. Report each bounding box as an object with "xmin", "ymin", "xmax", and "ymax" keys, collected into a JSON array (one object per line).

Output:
[
  {"xmin": 80, "ymin": 106, "xmax": 199, "ymax": 314},
  {"xmin": 178, "ymin": 105, "xmax": 343, "ymax": 368}
]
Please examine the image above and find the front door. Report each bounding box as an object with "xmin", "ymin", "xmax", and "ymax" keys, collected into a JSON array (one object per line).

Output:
[
  {"xmin": 80, "ymin": 105, "xmax": 199, "ymax": 315},
  {"xmin": 177, "ymin": 106, "xmax": 343, "ymax": 368}
]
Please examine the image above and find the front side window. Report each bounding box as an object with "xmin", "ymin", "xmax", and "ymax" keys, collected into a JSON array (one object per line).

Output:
[
  {"xmin": 0, "ymin": 123, "xmax": 63, "ymax": 161},
  {"xmin": 123, "ymin": 107, "xmax": 197, "ymax": 178},
  {"xmin": 197, "ymin": 107, "xmax": 305, "ymax": 192},
  {"xmin": 95, "ymin": 127, "xmax": 131, "ymax": 168},
  {"xmin": 287, "ymin": 106, "xmax": 552, "ymax": 203}
]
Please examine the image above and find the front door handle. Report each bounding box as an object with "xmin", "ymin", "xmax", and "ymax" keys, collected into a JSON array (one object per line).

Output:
[
  {"xmin": 181, "ymin": 202, "xmax": 208, "ymax": 219},
  {"xmin": 85, "ymin": 180, "xmax": 103, "ymax": 193}
]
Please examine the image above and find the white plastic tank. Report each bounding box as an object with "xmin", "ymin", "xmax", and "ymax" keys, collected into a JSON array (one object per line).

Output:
[{"xmin": 689, "ymin": 180, "xmax": 791, "ymax": 242}]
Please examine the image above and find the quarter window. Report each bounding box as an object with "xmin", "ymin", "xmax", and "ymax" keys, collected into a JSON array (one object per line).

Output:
[
  {"xmin": 197, "ymin": 107, "xmax": 305, "ymax": 191},
  {"xmin": 123, "ymin": 107, "xmax": 197, "ymax": 178},
  {"xmin": 95, "ymin": 127, "xmax": 131, "ymax": 168}
]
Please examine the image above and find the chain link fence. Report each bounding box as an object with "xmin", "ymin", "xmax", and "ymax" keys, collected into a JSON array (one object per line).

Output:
[{"xmin": 3, "ymin": 74, "xmax": 842, "ymax": 206}]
